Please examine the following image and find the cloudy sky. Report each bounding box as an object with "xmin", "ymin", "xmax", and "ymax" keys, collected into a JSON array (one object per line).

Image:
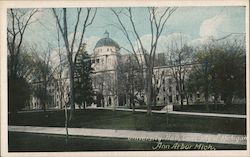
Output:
[{"xmin": 22, "ymin": 6, "xmax": 245, "ymax": 54}]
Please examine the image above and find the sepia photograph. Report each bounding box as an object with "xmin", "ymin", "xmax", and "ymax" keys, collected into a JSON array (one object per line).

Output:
[{"xmin": 0, "ymin": 0, "xmax": 249, "ymax": 157}]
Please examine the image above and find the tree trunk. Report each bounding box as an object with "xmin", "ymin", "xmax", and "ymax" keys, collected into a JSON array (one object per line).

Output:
[
  {"xmin": 69, "ymin": 64, "xmax": 75, "ymax": 121},
  {"xmin": 186, "ymin": 95, "xmax": 189, "ymax": 105},
  {"xmin": 152, "ymin": 90, "xmax": 157, "ymax": 107},
  {"xmin": 132, "ymin": 100, "xmax": 135, "ymax": 113},
  {"xmin": 43, "ymin": 80, "xmax": 47, "ymax": 112},
  {"xmin": 145, "ymin": 68, "xmax": 152, "ymax": 115},
  {"xmin": 180, "ymin": 94, "xmax": 184, "ymax": 106},
  {"xmin": 129, "ymin": 94, "xmax": 132, "ymax": 109},
  {"xmin": 64, "ymin": 103, "xmax": 68, "ymax": 145},
  {"xmin": 83, "ymin": 102, "xmax": 86, "ymax": 110}
]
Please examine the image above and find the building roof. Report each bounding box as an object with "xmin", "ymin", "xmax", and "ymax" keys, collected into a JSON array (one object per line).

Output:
[{"xmin": 94, "ymin": 31, "xmax": 120, "ymax": 49}]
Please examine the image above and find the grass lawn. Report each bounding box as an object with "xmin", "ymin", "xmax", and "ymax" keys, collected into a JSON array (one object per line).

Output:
[
  {"xmin": 8, "ymin": 132, "xmax": 246, "ymax": 151},
  {"xmin": 173, "ymin": 104, "xmax": 246, "ymax": 115},
  {"xmin": 9, "ymin": 109, "xmax": 246, "ymax": 135}
]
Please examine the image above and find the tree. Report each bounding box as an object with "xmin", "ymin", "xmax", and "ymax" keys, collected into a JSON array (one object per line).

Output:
[
  {"xmin": 54, "ymin": 22, "xmax": 68, "ymax": 110},
  {"xmin": 166, "ymin": 37, "xmax": 193, "ymax": 106},
  {"xmin": 8, "ymin": 76, "xmax": 31, "ymax": 113},
  {"xmin": 52, "ymin": 8, "xmax": 97, "ymax": 120},
  {"xmin": 188, "ymin": 38, "xmax": 246, "ymax": 106},
  {"xmin": 111, "ymin": 7, "xmax": 177, "ymax": 114},
  {"xmin": 31, "ymin": 45, "xmax": 55, "ymax": 111},
  {"xmin": 74, "ymin": 43, "xmax": 94, "ymax": 109},
  {"xmin": 118, "ymin": 55, "xmax": 144, "ymax": 112},
  {"xmin": 152, "ymin": 68, "xmax": 166, "ymax": 107},
  {"xmin": 7, "ymin": 9, "xmax": 38, "ymax": 79},
  {"xmin": 7, "ymin": 9, "xmax": 38, "ymax": 113}
]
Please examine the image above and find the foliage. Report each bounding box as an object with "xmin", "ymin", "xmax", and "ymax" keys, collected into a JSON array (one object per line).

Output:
[
  {"xmin": 7, "ymin": 9, "xmax": 38, "ymax": 113},
  {"xmin": 117, "ymin": 55, "xmax": 145, "ymax": 110},
  {"xmin": 74, "ymin": 44, "xmax": 94, "ymax": 109},
  {"xmin": 8, "ymin": 77, "xmax": 31, "ymax": 113},
  {"xmin": 188, "ymin": 41, "xmax": 246, "ymax": 104},
  {"xmin": 8, "ymin": 48, "xmax": 36, "ymax": 113}
]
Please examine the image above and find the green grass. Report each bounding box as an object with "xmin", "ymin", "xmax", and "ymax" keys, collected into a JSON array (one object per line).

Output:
[
  {"xmin": 9, "ymin": 109, "xmax": 246, "ymax": 135},
  {"xmin": 174, "ymin": 104, "xmax": 246, "ymax": 115},
  {"xmin": 8, "ymin": 132, "xmax": 246, "ymax": 151}
]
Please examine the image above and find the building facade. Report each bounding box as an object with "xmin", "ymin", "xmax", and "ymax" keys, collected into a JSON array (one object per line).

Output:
[{"xmin": 28, "ymin": 31, "xmax": 225, "ymax": 110}]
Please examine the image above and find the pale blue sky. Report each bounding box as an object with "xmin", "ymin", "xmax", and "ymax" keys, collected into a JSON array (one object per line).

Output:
[{"xmin": 22, "ymin": 6, "xmax": 246, "ymax": 53}]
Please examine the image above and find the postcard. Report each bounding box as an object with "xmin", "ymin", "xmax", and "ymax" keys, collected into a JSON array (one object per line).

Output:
[{"xmin": 0, "ymin": 0, "xmax": 249, "ymax": 157}]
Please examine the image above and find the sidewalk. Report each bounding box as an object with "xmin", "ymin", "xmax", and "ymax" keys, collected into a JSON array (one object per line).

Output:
[
  {"xmin": 90, "ymin": 107, "xmax": 247, "ymax": 119},
  {"xmin": 9, "ymin": 125, "xmax": 247, "ymax": 145}
]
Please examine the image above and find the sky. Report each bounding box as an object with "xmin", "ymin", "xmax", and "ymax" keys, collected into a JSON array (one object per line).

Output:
[{"xmin": 21, "ymin": 6, "xmax": 246, "ymax": 55}]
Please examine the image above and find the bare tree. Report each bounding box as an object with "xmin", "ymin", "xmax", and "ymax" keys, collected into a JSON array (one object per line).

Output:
[
  {"xmin": 111, "ymin": 7, "xmax": 177, "ymax": 114},
  {"xmin": 7, "ymin": 9, "xmax": 39, "ymax": 113},
  {"xmin": 7, "ymin": 9, "xmax": 38, "ymax": 79},
  {"xmin": 119, "ymin": 55, "xmax": 145, "ymax": 112},
  {"xmin": 152, "ymin": 68, "xmax": 166, "ymax": 106},
  {"xmin": 53, "ymin": 21, "xmax": 70, "ymax": 144},
  {"xmin": 52, "ymin": 8, "xmax": 97, "ymax": 120},
  {"xmin": 31, "ymin": 44, "xmax": 56, "ymax": 111},
  {"xmin": 166, "ymin": 35, "xmax": 193, "ymax": 106}
]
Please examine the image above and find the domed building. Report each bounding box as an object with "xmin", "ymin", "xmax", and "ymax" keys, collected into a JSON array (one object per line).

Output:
[
  {"xmin": 27, "ymin": 30, "xmax": 231, "ymax": 111},
  {"xmin": 91, "ymin": 31, "xmax": 120, "ymax": 72},
  {"xmin": 91, "ymin": 31, "xmax": 124, "ymax": 108}
]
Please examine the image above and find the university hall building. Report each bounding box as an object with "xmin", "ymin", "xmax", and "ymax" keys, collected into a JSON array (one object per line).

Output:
[{"xmin": 29, "ymin": 31, "xmax": 226, "ymax": 110}]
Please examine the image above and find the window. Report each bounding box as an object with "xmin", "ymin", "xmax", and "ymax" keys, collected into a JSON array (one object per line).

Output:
[
  {"xmin": 108, "ymin": 97, "xmax": 112, "ymax": 105},
  {"xmin": 197, "ymin": 92, "xmax": 200, "ymax": 99},
  {"xmin": 169, "ymin": 86, "xmax": 172, "ymax": 93},
  {"xmin": 162, "ymin": 79, "xmax": 165, "ymax": 84},
  {"xmin": 176, "ymin": 95, "xmax": 179, "ymax": 101},
  {"xmin": 163, "ymin": 87, "xmax": 166, "ymax": 92},
  {"xmin": 169, "ymin": 95, "xmax": 172, "ymax": 103},
  {"xmin": 157, "ymin": 97, "xmax": 160, "ymax": 101},
  {"xmin": 156, "ymin": 88, "xmax": 159, "ymax": 93},
  {"xmin": 190, "ymin": 94, "xmax": 193, "ymax": 100},
  {"xmin": 96, "ymin": 59, "xmax": 100, "ymax": 63},
  {"xmin": 92, "ymin": 60, "xmax": 95, "ymax": 64},
  {"xmin": 162, "ymin": 71, "xmax": 164, "ymax": 75}
]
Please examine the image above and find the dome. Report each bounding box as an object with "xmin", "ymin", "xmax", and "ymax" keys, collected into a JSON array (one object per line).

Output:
[{"xmin": 94, "ymin": 31, "xmax": 120, "ymax": 49}]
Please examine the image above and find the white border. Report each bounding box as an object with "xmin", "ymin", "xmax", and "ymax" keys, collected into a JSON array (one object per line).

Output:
[{"xmin": 0, "ymin": 0, "xmax": 249, "ymax": 157}]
